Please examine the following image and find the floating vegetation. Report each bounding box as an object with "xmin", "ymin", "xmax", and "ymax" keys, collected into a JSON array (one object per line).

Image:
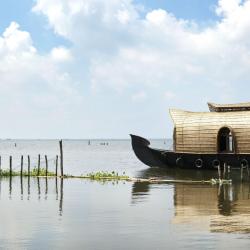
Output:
[
  {"xmin": 0, "ymin": 168, "xmax": 56, "ymax": 177},
  {"xmin": 83, "ymin": 171, "xmax": 130, "ymax": 180},
  {"xmin": 0, "ymin": 168, "xmax": 232, "ymax": 186}
]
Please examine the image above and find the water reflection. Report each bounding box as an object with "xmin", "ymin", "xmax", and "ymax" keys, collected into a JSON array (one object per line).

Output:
[
  {"xmin": 2, "ymin": 177, "xmax": 64, "ymax": 216},
  {"xmin": 133, "ymin": 168, "xmax": 250, "ymax": 234}
]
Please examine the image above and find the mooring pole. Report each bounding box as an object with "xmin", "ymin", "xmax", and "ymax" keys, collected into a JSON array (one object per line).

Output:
[
  {"xmin": 217, "ymin": 164, "xmax": 221, "ymax": 179},
  {"xmin": 21, "ymin": 155, "xmax": 23, "ymax": 177},
  {"xmin": 241, "ymin": 164, "xmax": 244, "ymax": 182},
  {"xmin": 38, "ymin": 154, "xmax": 40, "ymax": 176},
  {"xmin": 45, "ymin": 155, "xmax": 48, "ymax": 176},
  {"xmin": 9, "ymin": 156, "xmax": 12, "ymax": 177},
  {"xmin": 28, "ymin": 155, "xmax": 30, "ymax": 177},
  {"xmin": 55, "ymin": 155, "xmax": 58, "ymax": 177},
  {"xmin": 59, "ymin": 140, "xmax": 64, "ymax": 177}
]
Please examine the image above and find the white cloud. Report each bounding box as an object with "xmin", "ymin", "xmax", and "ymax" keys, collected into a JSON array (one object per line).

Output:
[
  {"xmin": 3, "ymin": 0, "xmax": 250, "ymax": 137},
  {"xmin": 0, "ymin": 21, "xmax": 82, "ymax": 137},
  {"xmin": 50, "ymin": 46, "xmax": 72, "ymax": 62}
]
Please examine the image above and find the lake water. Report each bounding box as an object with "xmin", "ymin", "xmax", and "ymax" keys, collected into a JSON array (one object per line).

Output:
[{"xmin": 0, "ymin": 139, "xmax": 250, "ymax": 250}]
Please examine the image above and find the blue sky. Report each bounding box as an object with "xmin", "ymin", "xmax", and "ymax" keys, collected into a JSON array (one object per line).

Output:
[{"xmin": 0, "ymin": 0, "xmax": 250, "ymax": 139}]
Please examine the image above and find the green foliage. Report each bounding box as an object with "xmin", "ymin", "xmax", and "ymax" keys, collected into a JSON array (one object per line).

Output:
[
  {"xmin": 0, "ymin": 168, "xmax": 56, "ymax": 177},
  {"xmin": 85, "ymin": 171, "xmax": 129, "ymax": 180}
]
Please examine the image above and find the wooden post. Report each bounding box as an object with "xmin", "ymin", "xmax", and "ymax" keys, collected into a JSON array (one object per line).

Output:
[
  {"xmin": 59, "ymin": 140, "xmax": 64, "ymax": 177},
  {"xmin": 241, "ymin": 164, "xmax": 244, "ymax": 182},
  {"xmin": 28, "ymin": 155, "xmax": 30, "ymax": 177},
  {"xmin": 45, "ymin": 155, "xmax": 48, "ymax": 176},
  {"xmin": 38, "ymin": 154, "xmax": 40, "ymax": 176},
  {"xmin": 55, "ymin": 155, "xmax": 58, "ymax": 177},
  {"xmin": 21, "ymin": 155, "xmax": 23, "ymax": 177},
  {"xmin": 9, "ymin": 156, "xmax": 12, "ymax": 177},
  {"xmin": 217, "ymin": 164, "xmax": 221, "ymax": 179}
]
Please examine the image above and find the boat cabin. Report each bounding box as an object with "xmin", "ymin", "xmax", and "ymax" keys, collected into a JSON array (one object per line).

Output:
[{"xmin": 170, "ymin": 102, "xmax": 250, "ymax": 154}]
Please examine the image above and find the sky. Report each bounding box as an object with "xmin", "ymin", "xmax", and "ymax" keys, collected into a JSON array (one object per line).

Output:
[{"xmin": 0, "ymin": 0, "xmax": 250, "ymax": 139}]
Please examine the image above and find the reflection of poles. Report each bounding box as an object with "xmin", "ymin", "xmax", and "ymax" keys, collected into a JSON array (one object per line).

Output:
[
  {"xmin": 45, "ymin": 177, "xmax": 48, "ymax": 200},
  {"xmin": 37, "ymin": 177, "xmax": 41, "ymax": 200},
  {"xmin": 9, "ymin": 176, "xmax": 12, "ymax": 199},
  {"xmin": 20, "ymin": 176, "xmax": 23, "ymax": 199},
  {"xmin": 241, "ymin": 164, "xmax": 244, "ymax": 182},
  {"xmin": 218, "ymin": 183, "xmax": 232, "ymax": 216},
  {"xmin": 27, "ymin": 176, "xmax": 30, "ymax": 200},
  {"xmin": 55, "ymin": 177, "xmax": 58, "ymax": 200},
  {"xmin": 59, "ymin": 178, "xmax": 64, "ymax": 216}
]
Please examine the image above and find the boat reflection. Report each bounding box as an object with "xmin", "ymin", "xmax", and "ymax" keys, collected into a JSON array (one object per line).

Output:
[
  {"xmin": 3, "ymin": 176, "xmax": 64, "ymax": 216},
  {"xmin": 132, "ymin": 168, "xmax": 250, "ymax": 233}
]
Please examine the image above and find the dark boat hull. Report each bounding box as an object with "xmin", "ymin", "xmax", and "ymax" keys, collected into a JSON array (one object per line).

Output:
[{"xmin": 130, "ymin": 134, "xmax": 250, "ymax": 169}]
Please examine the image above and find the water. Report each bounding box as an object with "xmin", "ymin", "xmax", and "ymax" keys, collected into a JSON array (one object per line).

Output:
[{"xmin": 0, "ymin": 139, "xmax": 250, "ymax": 250}]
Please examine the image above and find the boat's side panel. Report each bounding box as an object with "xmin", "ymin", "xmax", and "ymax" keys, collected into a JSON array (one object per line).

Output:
[{"xmin": 130, "ymin": 134, "xmax": 250, "ymax": 169}]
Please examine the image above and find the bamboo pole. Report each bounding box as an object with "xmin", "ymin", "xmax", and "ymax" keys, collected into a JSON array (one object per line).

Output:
[
  {"xmin": 21, "ymin": 155, "xmax": 23, "ymax": 177},
  {"xmin": 9, "ymin": 156, "xmax": 12, "ymax": 177},
  {"xmin": 217, "ymin": 164, "xmax": 221, "ymax": 180},
  {"xmin": 55, "ymin": 155, "xmax": 58, "ymax": 177},
  {"xmin": 45, "ymin": 155, "xmax": 48, "ymax": 176},
  {"xmin": 28, "ymin": 155, "xmax": 30, "ymax": 177},
  {"xmin": 59, "ymin": 140, "xmax": 63, "ymax": 177},
  {"xmin": 38, "ymin": 154, "xmax": 40, "ymax": 176},
  {"xmin": 241, "ymin": 164, "xmax": 244, "ymax": 181}
]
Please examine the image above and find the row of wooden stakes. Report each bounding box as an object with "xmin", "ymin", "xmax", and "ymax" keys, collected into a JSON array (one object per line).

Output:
[{"xmin": 0, "ymin": 140, "xmax": 64, "ymax": 177}]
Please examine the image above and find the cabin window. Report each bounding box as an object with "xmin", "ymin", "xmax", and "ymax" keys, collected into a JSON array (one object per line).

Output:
[{"xmin": 218, "ymin": 127, "xmax": 234, "ymax": 153}]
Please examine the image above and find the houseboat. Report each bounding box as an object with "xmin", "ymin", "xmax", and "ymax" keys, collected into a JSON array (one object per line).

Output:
[{"xmin": 130, "ymin": 102, "xmax": 250, "ymax": 169}]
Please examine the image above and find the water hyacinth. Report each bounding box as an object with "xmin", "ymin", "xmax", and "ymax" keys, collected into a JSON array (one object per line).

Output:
[{"xmin": 85, "ymin": 171, "xmax": 129, "ymax": 180}]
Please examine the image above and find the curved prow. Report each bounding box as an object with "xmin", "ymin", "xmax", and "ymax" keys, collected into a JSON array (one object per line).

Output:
[{"xmin": 130, "ymin": 134, "xmax": 166, "ymax": 168}]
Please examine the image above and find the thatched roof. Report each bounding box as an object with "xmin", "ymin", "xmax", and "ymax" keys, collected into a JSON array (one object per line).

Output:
[{"xmin": 208, "ymin": 102, "xmax": 250, "ymax": 112}]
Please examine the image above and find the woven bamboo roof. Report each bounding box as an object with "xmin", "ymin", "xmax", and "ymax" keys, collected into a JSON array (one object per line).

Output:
[
  {"xmin": 208, "ymin": 102, "xmax": 250, "ymax": 112},
  {"xmin": 169, "ymin": 108, "xmax": 250, "ymax": 154}
]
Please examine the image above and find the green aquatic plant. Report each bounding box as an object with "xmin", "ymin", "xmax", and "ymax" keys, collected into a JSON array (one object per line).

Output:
[
  {"xmin": 84, "ymin": 171, "xmax": 129, "ymax": 180},
  {"xmin": 0, "ymin": 168, "xmax": 56, "ymax": 177},
  {"xmin": 0, "ymin": 169, "xmax": 20, "ymax": 177}
]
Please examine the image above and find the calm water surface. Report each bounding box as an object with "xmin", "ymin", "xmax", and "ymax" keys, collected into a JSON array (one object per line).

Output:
[{"xmin": 0, "ymin": 139, "xmax": 249, "ymax": 249}]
